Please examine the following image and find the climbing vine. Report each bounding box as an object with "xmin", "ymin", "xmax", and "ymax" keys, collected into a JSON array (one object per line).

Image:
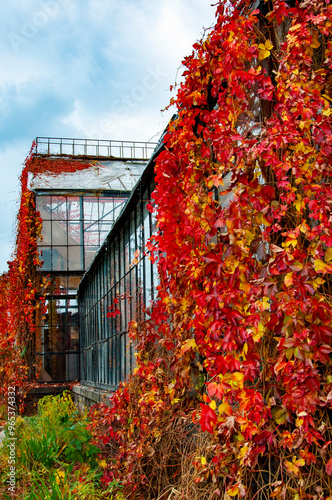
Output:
[
  {"xmin": 89, "ymin": 0, "xmax": 332, "ymax": 498},
  {"xmin": 0, "ymin": 143, "xmax": 95, "ymax": 408}
]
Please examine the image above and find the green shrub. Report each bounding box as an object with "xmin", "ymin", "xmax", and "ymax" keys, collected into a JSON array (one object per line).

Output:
[{"xmin": 0, "ymin": 391, "xmax": 114, "ymax": 498}]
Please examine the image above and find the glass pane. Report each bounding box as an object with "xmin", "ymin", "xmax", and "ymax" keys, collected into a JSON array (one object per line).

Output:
[
  {"xmin": 119, "ymin": 230, "xmax": 125, "ymax": 278},
  {"xmin": 121, "ymin": 334, "xmax": 126, "ymax": 380},
  {"xmin": 137, "ymin": 259, "xmax": 144, "ymax": 322},
  {"xmin": 68, "ymin": 221, "xmax": 81, "ymax": 245},
  {"xmin": 126, "ymin": 335, "xmax": 132, "ymax": 375},
  {"xmin": 39, "ymin": 247, "xmax": 51, "ymax": 271},
  {"xmin": 114, "ymin": 238, "xmax": 119, "ymax": 282},
  {"xmin": 57, "ymin": 299, "xmax": 67, "ymax": 309},
  {"xmin": 109, "ymin": 338, "xmax": 114, "ymax": 385},
  {"xmin": 51, "ymin": 196, "xmax": 67, "ymax": 220},
  {"xmin": 84, "ymin": 196, "xmax": 99, "ymax": 221},
  {"xmin": 35, "ymin": 352, "xmax": 79, "ymax": 382},
  {"xmin": 68, "ymin": 276, "xmax": 82, "ymax": 294},
  {"xmin": 99, "ymin": 199, "xmax": 115, "ymax": 222},
  {"xmin": 125, "ymin": 273, "xmax": 131, "ymax": 326},
  {"xmin": 36, "ymin": 196, "xmax": 52, "ymax": 220},
  {"xmin": 52, "ymin": 246, "xmax": 67, "ymax": 271},
  {"xmin": 68, "ymin": 246, "xmax": 83, "ymax": 271},
  {"xmin": 84, "ymin": 221, "xmax": 99, "ymax": 246},
  {"xmin": 84, "ymin": 247, "xmax": 97, "ymax": 269},
  {"xmin": 66, "ymin": 352, "xmax": 79, "ymax": 380},
  {"xmin": 130, "ymin": 268, "xmax": 137, "ymax": 320},
  {"xmin": 130, "ymin": 212, "xmax": 136, "ymax": 264},
  {"xmin": 142, "ymin": 186, "xmax": 150, "ymax": 205},
  {"xmin": 144, "ymin": 257, "xmax": 153, "ymax": 306},
  {"xmin": 50, "ymin": 276, "xmax": 68, "ymax": 295},
  {"xmin": 119, "ymin": 278, "xmax": 125, "ymax": 331},
  {"xmin": 70, "ymin": 325, "xmax": 79, "ymax": 350},
  {"xmin": 114, "ymin": 198, "xmax": 127, "ymax": 220},
  {"xmin": 136, "ymin": 208, "xmax": 142, "ymax": 252},
  {"xmin": 67, "ymin": 197, "xmax": 81, "ymax": 220},
  {"xmin": 100, "ymin": 222, "xmax": 112, "ymax": 245},
  {"xmin": 152, "ymin": 257, "xmax": 159, "ymax": 300},
  {"xmin": 52, "ymin": 220, "xmax": 67, "ymax": 245},
  {"xmin": 56, "ymin": 325, "xmax": 69, "ymax": 351},
  {"xmin": 124, "ymin": 220, "xmax": 130, "ymax": 273},
  {"xmin": 109, "ymin": 244, "xmax": 115, "ymax": 289}
]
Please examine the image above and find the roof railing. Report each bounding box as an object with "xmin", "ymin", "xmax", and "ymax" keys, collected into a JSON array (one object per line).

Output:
[{"xmin": 34, "ymin": 137, "xmax": 158, "ymax": 162}]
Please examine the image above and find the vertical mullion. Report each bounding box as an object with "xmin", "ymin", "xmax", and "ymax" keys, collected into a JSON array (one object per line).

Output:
[{"xmin": 80, "ymin": 196, "xmax": 84, "ymax": 269}]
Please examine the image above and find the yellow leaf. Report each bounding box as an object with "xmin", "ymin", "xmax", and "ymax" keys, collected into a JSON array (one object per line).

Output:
[
  {"xmin": 252, "ymin": 323, "xmax": 264, "ymax": 342},
  {"xmin": 258, "ymin": 40, "xmax": 273, "ymax": 60},
  {"xmin": 284, "ymin": 238, "xmax": 298, "ymax": 248},
  {"xmin": 310, "ymin": 37, "xmax": 320, "ymax": 49},
  {"xmin": 229, "ymin": 372, "xmax": 244, "ymax": 389},
  {"xmin": 181, "ymin": 338, "xmax": 197, "ymax": 353},
  {"xmin": 265, "ymin": 40, "xmax": 273, "ymax": 50},
  {"xmin": 257, "ymin": 212, "xmax": 271, "ymax": 226},
  {"xmin": 258, "ymin": 47, "xmax": 270, "ymax": 60},
  {"xmin": 210, "ymin": 400, "xmax": 217, "ymax": 411},
  {"xmin": 313, "ymin": 277, "xmax": 325, "ymax": 289},
  {"xmin": 231, "ymin": 372, "xmax": 244, "ymax": 382},
  {"xmin": 261, "ymin": 296, "xmax": 270, "ymax": 310},
  {"xmin": 99, "ymin": 460, "xmax": 107, "ymax": 468},
  {"xmin": 325, "ymin": 247, "xmax": 332, "ymax": 263},
  {"xmin": 55, "ymin": 470, "xmax": 65, "ymax": 485},
  {"xmin": 294, "ymin": 458, "xmax": 305, "ymax": 467},
  {"xmin": 314, "ymin": 259, "xmax": 332, "ymax": 274},
  {"xmin": 294, "ymin": 194, "xmax": 305, "ymax": 212},
  {"xmin": 284, "ymin": 273, "xmax": 293, "ymax": 287},
  {"xmin": 295, "ymin": 417, "xmax": 304, "ymax": 427},
  {"xmin": 284, "ymin": 460, "xmax": 299, "ymax": 476},
  {"xmin": 171, "ymin": 398, "xmax": 181, "ymax": 405},
  {"xmin": 227, "ymin": 484, "xmax": 240, "ymax": 497},
  {"xmin": 218, "ymin": 402, "xmax": 233, "ymax": 416},
  {"xmin": 272, "ymin": 406, "xmax": 289, "ymax": 424},
  {"xmin": 200, "ymin": 456, "xmax": 207, "ymax": 466}
]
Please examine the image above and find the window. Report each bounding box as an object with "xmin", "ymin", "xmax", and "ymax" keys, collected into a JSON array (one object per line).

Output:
[
  {"xmin": 78, "ymin": 179, "xmax": 157, "ymax": 389},
  {"xmin": 37, "ymin": 193, "xmax": 128, "ymax": 271}
]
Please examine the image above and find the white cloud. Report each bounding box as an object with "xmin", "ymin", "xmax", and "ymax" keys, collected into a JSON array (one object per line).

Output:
[{"xmin": 0, "ymin": 0, "xmax": 217, "ymax": 273}]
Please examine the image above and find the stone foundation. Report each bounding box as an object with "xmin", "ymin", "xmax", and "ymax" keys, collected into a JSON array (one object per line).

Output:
[{"xmin": 71, "ymin": 385, "xmax": 113, "ymax": 412}]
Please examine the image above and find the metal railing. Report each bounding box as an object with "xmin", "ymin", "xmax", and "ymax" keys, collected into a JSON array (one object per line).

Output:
[{"xmin": 35, "ymin": 137, "xmax": 158, "ymax": 161}]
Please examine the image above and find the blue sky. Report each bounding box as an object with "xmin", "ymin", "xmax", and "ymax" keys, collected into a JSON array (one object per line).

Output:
[{"xmin": 0, "ymin": 0, "xmax": 216, "ymax": 274}]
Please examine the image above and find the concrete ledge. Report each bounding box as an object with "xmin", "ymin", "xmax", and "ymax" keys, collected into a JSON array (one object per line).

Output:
[{"xmin": 72, "ymin": 384, "xmax": 114, "ymax": 412}]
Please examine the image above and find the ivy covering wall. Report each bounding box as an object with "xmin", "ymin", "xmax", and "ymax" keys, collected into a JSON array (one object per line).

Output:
[
  {"xmin": 0, "ymin": 143, "xmax": 96, "ymax": 406},
  {"xmin": 88, "ymin": 1, "xmax": 332, "ymax": 498}
]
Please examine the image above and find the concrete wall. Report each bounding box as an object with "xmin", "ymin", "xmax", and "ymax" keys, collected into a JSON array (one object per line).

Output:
[{"xmin": 72, "ymin": 384, "xmax": 113, "ymax": 413}]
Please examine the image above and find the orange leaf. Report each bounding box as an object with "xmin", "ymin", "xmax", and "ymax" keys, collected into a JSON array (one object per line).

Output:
[{"xmin": 284, "ymin": 460, "xmax": 299, "ymax": 476}]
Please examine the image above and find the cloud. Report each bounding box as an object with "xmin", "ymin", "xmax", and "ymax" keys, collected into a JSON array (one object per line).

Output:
[{"xmin": 0, "ymin": 0, "xmax": 217, "ymax": 273}]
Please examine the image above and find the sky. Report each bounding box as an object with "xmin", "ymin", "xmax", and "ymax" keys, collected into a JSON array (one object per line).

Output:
[{"xmin": 0, "ymin": 0, "xmax": 217, "ymax": 275}]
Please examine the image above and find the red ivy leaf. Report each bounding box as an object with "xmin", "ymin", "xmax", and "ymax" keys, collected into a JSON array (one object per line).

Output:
[{"xmin": 326, "ymin": 458, "xmax": 332, "ymax": 476}]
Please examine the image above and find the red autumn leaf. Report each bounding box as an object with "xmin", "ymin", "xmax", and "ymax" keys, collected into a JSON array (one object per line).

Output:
[
  {"xmin": 326, "ymin": 458, "xmax": 332, "ymax": 476},
  {"xmin": 199, "ymin": 403, "xmax": 218, "ymax": 434},
  {"xmin": 207, "ymin": 382, "xmax": 224, "ymax": 399}
]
